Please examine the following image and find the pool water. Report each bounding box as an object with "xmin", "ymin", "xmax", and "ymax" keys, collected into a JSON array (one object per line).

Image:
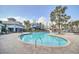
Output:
[{"xmin": 20, "ymin": 32, "xmax": 68, "ymax": 47}]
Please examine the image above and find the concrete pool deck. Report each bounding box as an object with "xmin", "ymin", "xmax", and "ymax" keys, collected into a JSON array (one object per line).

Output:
[{"xmin": 0, "ymin": 32, "xmax": 79, "ymax": 54}]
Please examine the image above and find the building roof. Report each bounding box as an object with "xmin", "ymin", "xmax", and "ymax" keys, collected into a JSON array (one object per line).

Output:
[
  {"xmin": 8, "ymin": 18, "xmax": 16, "ymax": 22},
  {"xmin": 2, "ymin": 21, "xmax": 24, "ymax": 27}
]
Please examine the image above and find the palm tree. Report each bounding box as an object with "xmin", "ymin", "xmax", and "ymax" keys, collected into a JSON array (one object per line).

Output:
[
  {"xmin": 24, "ymin": 20, "xmax": 31, "ymax": 31},
  {"xmin": 50, "ymin": 6, "xmax": 70, "ymax": 34}
]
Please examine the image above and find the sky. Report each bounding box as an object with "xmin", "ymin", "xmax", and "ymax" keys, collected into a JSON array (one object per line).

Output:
[{"xmin": 0, "ymin": 5, "xmax": 79, "ymax": 22}]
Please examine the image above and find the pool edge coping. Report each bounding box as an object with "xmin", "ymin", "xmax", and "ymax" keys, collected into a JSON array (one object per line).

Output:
[{"xmin": 18, "ymin": 32, "xmax": 71, "ymax": 48}]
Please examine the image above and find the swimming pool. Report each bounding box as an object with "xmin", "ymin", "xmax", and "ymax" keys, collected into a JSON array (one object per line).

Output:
[{"xmin": 19, "ymin": 32, "xmax": 69, "ymax": 47}]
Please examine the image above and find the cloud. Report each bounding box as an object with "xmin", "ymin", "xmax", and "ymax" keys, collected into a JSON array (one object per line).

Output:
[
  {"xmin": 0, "ymin": 16, "xmax": 51, "ymax": 27},
  {"xmin": 0, "ymin": 18, "xmax": 8, "ymax": 21},
  {"xmin": 0, "ymin": 16, "xmax": 35, "ymax": 25},
  {"xmin": 37, "ymin": 16, "xmax": 47, "ymax": 25},
  {"xmin": 0, "ymin": 16, "xmax": 27, "ymax": 25}
]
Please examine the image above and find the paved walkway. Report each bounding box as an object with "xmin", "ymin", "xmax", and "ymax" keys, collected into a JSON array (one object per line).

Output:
[{"xmin": 0, "ymin": 33, "xmax": 79, "ymax": 54}]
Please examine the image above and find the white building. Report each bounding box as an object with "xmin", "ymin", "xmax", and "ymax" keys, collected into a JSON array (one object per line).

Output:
[{"xmin": 2, "ymin": 18, "xmax": 24, "ymax": 32}]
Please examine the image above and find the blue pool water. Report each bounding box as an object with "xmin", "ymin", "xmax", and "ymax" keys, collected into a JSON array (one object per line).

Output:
[{"xmin": 20, "ymin": 32, "xmax": 68, "ymax": 47}]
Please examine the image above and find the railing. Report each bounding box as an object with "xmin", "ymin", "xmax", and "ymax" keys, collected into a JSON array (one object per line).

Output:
[{"xmin": 34, "ymin": 37, "xmax": 43, "ymax": 48}]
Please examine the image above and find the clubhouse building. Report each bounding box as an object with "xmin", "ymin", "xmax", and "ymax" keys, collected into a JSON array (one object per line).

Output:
[{"xmin": 0, "ymin": 18, "xmax": 24, "ymax": 34}]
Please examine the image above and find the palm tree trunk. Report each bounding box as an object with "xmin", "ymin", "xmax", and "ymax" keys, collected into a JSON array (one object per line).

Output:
[{"xmin": 58, "ymin": 21, "xmax": 61, "ymax": 34}]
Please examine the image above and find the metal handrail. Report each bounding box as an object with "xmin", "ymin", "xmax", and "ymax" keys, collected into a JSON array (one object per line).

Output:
[{"xmin": 35, "ymin": 37, "xmax": 42, "ymax": 48}]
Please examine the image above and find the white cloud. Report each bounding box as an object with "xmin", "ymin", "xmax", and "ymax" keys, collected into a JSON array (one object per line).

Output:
[
  {"xmin": 0, "ymin": 16, "xmax": 35, "ymax": 25},
  {"xmin": 0, "ymin": 16, "xmax": 28, "ymax": 25},
  {"xmin": 0, "ymin": 16, "xmax": 52, "ymax": 27},
  {"xmin": 14, "ymin": 16, "xmax": 26, "ymax": 23},
  {"xmin": 37, "ymin": 16, "xmax": 47, "ymax": 25},
  {"xmin": 0, "ymin": 18, "xmax": 8, "ymax": 21}
]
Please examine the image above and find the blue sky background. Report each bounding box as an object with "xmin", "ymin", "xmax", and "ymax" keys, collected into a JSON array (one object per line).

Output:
[{"xmin": 0, "ymin": 5, "xmax": 79, "ymax": 21}]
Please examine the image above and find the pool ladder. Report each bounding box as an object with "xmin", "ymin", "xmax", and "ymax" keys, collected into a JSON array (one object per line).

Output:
[{"xmin": 35, "ymin": 37, "xmax": 43, "ymax": 48}]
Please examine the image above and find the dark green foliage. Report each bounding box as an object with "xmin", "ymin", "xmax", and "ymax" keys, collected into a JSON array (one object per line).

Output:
[
  {"xmin": 24, "ymin": 20, "xmax": 31, "ymax": 32},
  {"xmin": 50, "ymin": 6, "xmax": 71, "ymax": 34}
]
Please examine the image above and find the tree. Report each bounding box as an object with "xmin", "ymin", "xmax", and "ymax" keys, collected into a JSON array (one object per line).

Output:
[
  {"xmin": 24, "ymin": 20, "xmax": 31, "ymax": 31},
  {"xmin": 39, "ymin": 23, "xmax": 44, "ymax": 30},
  {"xmin": 50, "ymin": 6, "xmax": 70, "ymax": 34},
  {"xmin": 72, "ymin": 20, "xmax": 79, "ymax": 32},
  {"xmin": 0, "ymin": 21, "xmax": 7, "ymax": 34},
  {"xmin": 1, "ymin": 25, "xmax": 6, "ymax": 33},
  {"xmin": 0, "ymin": 21, "xmax": 2, "ymax": 23}
]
